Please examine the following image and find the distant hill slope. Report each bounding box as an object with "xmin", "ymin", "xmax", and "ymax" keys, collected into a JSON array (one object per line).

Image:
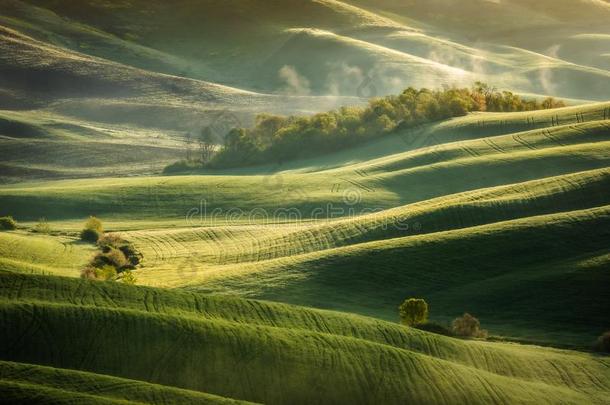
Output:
[
  {"xmin": 1, "ymin": 0, "xmax": 609, "ymax": 181},
  {"xmin": 0, "ymin": 23, "xmax": 361, "ymax": 182},
  {"xmin": 0, "ymin": 271, "xmax": 609, "ymax": 404},
  {"xmin": 2, "ymin": 0, "xmax": 609, "ymax": 98}
]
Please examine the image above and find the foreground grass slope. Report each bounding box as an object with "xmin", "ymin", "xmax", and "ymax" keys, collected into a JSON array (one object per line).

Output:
[
  {"xmin": 198, "ymin": 206, "xmax": 608, "ymax": 347},
  {"xmin": 0, "ymin": 271, "xmax": 609, "ymax": 404},
  {"xmin": 0, "ymin": 361, "xmax": 252, "ymax": 404}
]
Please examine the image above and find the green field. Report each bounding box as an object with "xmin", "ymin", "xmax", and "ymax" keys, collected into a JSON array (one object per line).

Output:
[
  {"xmin": 1, "ymin": 103, "xmax": 609, "ymax": 348},
  {"xmin": 0, "ymin": 271, "xmax": 609, "ymax": 404},
  {"xmin": 1, "ymin": 1, "xmax": 610, "ymax": 403}
]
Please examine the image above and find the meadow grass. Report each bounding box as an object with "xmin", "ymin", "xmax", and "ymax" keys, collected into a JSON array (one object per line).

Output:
[
  {"xmin": 0, "ymin": 271, "xmax": 608, "ymax": 404},
  {"xmin": 1, "ymin": 104, "xmax": 608, "ymax": 346},
  {"xmin": 1, "ymin": 3, "xmax": 610, "ymax": 403}
]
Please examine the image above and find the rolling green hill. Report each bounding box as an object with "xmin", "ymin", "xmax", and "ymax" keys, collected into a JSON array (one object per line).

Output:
[
  {"xmin": 0, "ymin": 20, "xmax": 361, "ymax": 182},
  {"xmin": 0, "ymin": 271, "xmax": 608, "ymax": 404},
  {"xmin": 1, "ymin": 2, "xmax": 610, "ymax": 402},
  {"xmin": 1, "ymin": 102, "xmax": 608, "ymax": 347},
  {"xmin": 0, "ymin": 361, "xmax": 253, "ymax": 404}
]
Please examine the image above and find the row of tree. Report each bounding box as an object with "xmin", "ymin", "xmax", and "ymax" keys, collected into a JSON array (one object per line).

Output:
[{"xmin": 167, "ymin": 83, "xmax": 566, "ymax": 172}]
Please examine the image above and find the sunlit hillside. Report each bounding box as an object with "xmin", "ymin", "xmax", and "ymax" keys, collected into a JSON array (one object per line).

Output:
[{"xmin": 1, "ymin": 1, "xmax": 609, "ymax": 404}]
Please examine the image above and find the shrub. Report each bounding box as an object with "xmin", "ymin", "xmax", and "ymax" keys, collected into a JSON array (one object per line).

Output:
[
  {"xmin": 83, "ymin": 232, "xmax": 141, "ymax": 283},
  {"xmin": 414, "ymin": 322, "xmax": 454, "ymax": 337},
  {"xmin": 97, "ymin": 233, "xmax": 124, "ymax": 250},
  {"xmin": 95, "ymin": 265, "xmax": 117, "ymax": 281},
  {"xmin": 92, "ymin": 247, "xmax": 129, "ymax": 271},
  {"xmin": 97, "ymin": 234, "xmax": 140, "ymax": 267},
  {"xmin": 452, "ymin": 313, "xmax": 488, "ymax": 339},
  {"xmin": 32, "ymin": 218, "xmax": 51, "ymax": 234},
  {"xmin": 119, "ymin": 244, "xmax": 141, "ymax": 267},
  {"xmin": 399, "ymin": 298, "xmax": 428, "ymax": 326},
  {"xmin": 81, "ymin": 216, "xmax": 103, "ymax": 242},
  {"xmin": 119, "ymin": 270, "xmax": 137, "ymax": 285},
  {"xmin": 162, "ymin": 160, "xmax": 203, "ymax": 174},
  {"xmin": 593, "ymin": 331, "xmax": 610, "ymax": 353},
  {"xmin": 104, "ymin": 248, "xmax": 129, "ymax": 269},
  {"xmin": 84, "ymin": 216, "xmax": 103, "ymax": 233},
  {"xmin": 81, "ymin": 265, "xmax": 117, "ymax": 281},
  {"xmin": 0, "ymin": 216, "xmax": 17, "ymax": 230},
  {"xmin": 80, "ymin": 266, "xmax": 97, "ymax": 279},
  {"xmin": 80, "ymin": 228, "xmax": 100, "ymax": 243}
]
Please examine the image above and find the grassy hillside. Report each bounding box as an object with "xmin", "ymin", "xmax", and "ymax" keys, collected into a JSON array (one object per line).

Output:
[
  {"xmin": 2, "ymin": 0, "xmax": 609, "ymax": 99},
  {"xmin": 0, "ymin": 361, "xmax": 252, "ymax": 404},
  {"xmin": 0, "ymin": 17, "xmax": 366, "ymax": 181},
  {"xmin": 2, "ymin": 103, "xmax": 608, "ymax": 219},
  {"xmin": 0, "ymin": 231, "xmax": 93, "ymax": 276},
  {"xmin": 1, "ymin": 0, "xmax": 609, "ymax": 182},
  {"xmin": 1, "ymin": 103, "xmax": 608, "ymax": 347},
  {"xmin": 0, "ymin": 271, "xmax": 609, "ymax": 404},
  {"xmin": 1, "ymin": 2, "xmax": 609, "ymax": 403}
]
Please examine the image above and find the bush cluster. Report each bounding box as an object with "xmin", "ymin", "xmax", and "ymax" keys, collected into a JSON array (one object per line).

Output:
[
  {"xmin": 162, "ymin": 159, "xmax": 203, "ymax": 174},
  {"xmin": 174, "ymin": 82, "xmax": 566, "ymax": 170},
  {"xmin": 80, "ymin": 223, "xmax": 140, "ymax": 285},
  {"xmin": 398, "ymin": 298, "xmax": 487, "ymax": 340},
  {"xmin": 451, "ymin": 313, "xmax": 488, "ymax": 339},
  {"xmin": 0, "ymin": 216, "xmax": 17, "ymax": 230}
]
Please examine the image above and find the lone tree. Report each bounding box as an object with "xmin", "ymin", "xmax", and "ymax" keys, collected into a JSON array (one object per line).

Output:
[
  {"xmin": 198, "ymin": 126, "xmax": 216, "ymax": 163},
  {"xmin": 399, "ymin": 298, "xmax": 428, "ymax": 326}
]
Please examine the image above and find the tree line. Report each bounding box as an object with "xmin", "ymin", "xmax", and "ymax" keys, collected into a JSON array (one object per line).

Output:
[{"xmin": 165, "ymin": 83, "xmax": 566, "ymax": 172}]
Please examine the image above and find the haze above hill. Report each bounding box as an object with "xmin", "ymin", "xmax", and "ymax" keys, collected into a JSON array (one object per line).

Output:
[{"xmin": 1, "ymin": 0, "xmax": 610, "ymax": 181}]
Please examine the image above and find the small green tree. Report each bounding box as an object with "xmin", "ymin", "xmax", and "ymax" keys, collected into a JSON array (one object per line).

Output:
[
  {"xmin": 92, "ymin": 247, "xmax": 129, "ymax": 270},
  {"xmin": 80, "ymin": 228, "xmax": 100, "ymax": 243},
  {"xmin": 399, "ymin": 298, "xmax": 429, "ymax": 326},
  {"xmin": 95, "ymin": 265, "xmax": 117, "ymax": 281}
]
